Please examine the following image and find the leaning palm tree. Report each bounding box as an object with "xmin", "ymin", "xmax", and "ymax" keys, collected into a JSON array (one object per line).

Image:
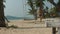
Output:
[{"xmin": 0, "ymin": 0, "xmax": 6, "ymax": 27}]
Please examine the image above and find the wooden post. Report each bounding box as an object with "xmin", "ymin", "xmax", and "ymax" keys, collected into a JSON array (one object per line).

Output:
[{"xmin": 52, "ymin": 27, "xmax": 56, "ymax": 34}]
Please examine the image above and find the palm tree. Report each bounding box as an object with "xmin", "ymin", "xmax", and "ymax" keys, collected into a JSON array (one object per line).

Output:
[
  {"xmin": 47, "ymin": 0, "xmax": 60, "ymax": 34},
  {"xmin": 0, "ymin": 0, "xmax": 6, "ymax": 27},
  {"xmin": 48, "ymin": 0, "xmax": 60, "ymax": 16},
  {"xmin": 27, "ymin": 0, "xmax": 37, "ymax": 20},
  {"xmin": 35, "ymin": 0, "xmax": 45, "ymax": 22}
]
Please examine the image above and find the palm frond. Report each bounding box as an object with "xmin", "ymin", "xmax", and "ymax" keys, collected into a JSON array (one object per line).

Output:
[{"xmin": 48, "ymin": 0, "xmax": 56, "ymax": 6}]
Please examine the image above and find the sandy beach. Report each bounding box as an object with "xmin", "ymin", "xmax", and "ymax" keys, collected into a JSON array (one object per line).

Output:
[
  {"xmin": 0, "ymin": 27, "xmax": 52, "ymax": 34},
  {"xmin": 1, "ymin": 18, "xmax": 59, "ymax": 34}
]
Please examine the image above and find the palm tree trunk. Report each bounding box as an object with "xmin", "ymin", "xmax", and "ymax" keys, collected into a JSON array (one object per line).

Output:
[
  {"xmin": 0, "ymin": 0, "xmax": 6, "ymax": 27},
  {"xmin": 39, "ymin": 0, "xmax": 43, "ymax": 22}
]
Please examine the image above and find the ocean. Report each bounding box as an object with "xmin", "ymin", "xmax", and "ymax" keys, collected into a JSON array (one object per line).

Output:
[{"xmin": 5, "ymin": 16, "xmax": 34, "ymax": 20}]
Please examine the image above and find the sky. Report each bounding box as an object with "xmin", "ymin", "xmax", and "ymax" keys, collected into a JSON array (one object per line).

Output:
[
  {"xmin": 4, "ymin": 0, "xmax": 25, "ymax": 17},
  {"xmin": 4, "ymin": 0, "xmax": 58, "ymax": 17}
]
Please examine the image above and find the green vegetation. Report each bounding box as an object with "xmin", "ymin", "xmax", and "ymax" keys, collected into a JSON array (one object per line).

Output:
[
  {"xmin": 27, "ymin": 0, "xmax": 37, "ymax": 20},
  {"xmin": 27, "ymin": 0, "xmax": 60, "ymax": 18}
]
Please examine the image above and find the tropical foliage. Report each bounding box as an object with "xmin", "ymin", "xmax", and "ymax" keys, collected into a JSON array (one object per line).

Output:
[
  {"xmin": 27, "ymin": 0, "xmax": 60, "ymax": 18},
  {"xmin": 48, "ymin": 0, "xmax": 60, "ymax": 12},
  {"xmin": 27, "ymin": 0, "xmax": 37, "ymax": 15},
  {"xmin": 50, "ymin": 7, "xmax": 57, "ymax": 17},
  {"xmin": 27, "ymin": 0, "xmax": 37, "ymax": 20},
  {"xmin": 47, "ymin": 0, "xmax": 60, "ymax": 17}
]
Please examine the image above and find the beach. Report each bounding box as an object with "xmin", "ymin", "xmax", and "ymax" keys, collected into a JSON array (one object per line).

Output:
[
  {"xmin": 0, "ymin": 27, "xmax": 52, "ymax": 34},
  {"xmin": 0, "ymin": 19, "xmax": 53, "ymax": 34}
]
